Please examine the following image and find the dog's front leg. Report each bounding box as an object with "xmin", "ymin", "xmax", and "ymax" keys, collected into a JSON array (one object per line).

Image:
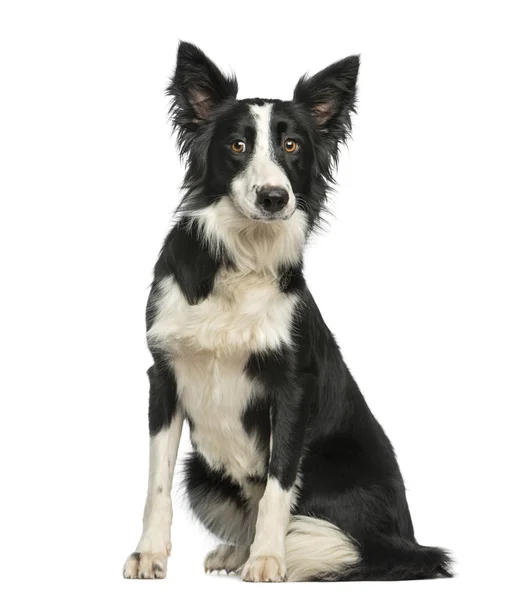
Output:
[
  {"xmin": 242, "ymin": 374, "xmax": 310, "ymax": 582},
  {"xmin": 123, "ymin": 362, "xmax": 183, "ymax": 579}
]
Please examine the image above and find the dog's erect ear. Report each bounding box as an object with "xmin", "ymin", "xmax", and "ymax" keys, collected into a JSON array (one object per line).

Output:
[
  {"xmin": 293, "ymin": 56, "xmax": 359, "ymax": 138},
  {"xmin": 167, "ymin": 42, "xmax": 238, "ymax": 131}
]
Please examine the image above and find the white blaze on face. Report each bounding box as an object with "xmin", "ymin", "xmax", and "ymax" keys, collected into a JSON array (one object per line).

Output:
[{"xmin": 230, "ymin": 103, "xmax": 295, "ymax": 220}]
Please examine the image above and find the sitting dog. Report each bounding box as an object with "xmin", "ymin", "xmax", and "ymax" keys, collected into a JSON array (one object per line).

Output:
[{"xmin": 123, "ymin": 42, "xmax": 452, "ymax": 582}]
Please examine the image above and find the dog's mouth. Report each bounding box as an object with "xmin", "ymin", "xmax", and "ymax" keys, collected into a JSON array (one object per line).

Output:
[
  {"xmin": 249, "ymin": 210, "xmax": 295, "ymax": 222},
  {"xmin": 230, "ymin": 193, "xmax": 296, "ymax": 223}
]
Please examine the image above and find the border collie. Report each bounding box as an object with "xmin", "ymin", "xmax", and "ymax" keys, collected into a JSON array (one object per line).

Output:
[{"xmin": 123, "ymin": 42, "xmax": 452, "ymax": 582}]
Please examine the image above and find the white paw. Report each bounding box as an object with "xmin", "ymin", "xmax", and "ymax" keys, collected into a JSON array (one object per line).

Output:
[
  {"xmin": 123, "ymin": 552, "xmax": 168, "ymax": 579},
  {"xmin": 242, "ymin": 555, "xmax": 286, "ymax": 582},
  {"xmin": 204, "ymin": 544, "xmax": 249, "ymax": 574}
]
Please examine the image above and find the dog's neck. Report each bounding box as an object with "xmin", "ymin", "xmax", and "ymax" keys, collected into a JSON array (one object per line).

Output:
[{"xmin": 191, "ymin": 196, "xmax": 308, "ymax": 275}]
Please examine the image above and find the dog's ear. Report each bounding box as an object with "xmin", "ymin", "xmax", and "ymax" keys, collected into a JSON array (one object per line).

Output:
[
  {"xmin": 293, "ymin": 56, "xmax": 359, "ymax": 139},
  {"xmin": 167, "ymin": 42, "xmax": 238, "ymax": 132}
]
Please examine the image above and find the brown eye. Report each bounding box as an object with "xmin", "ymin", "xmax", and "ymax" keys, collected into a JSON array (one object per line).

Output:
[
  {"xmin": 284, "ymin": 139, "xmax": 298, "ymax": 153},
  {"xmin": 231, "ymin": 140, "xmax": 246, "ymax": 153}
]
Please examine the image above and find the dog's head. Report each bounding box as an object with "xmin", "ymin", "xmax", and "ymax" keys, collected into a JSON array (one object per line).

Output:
[{"xmin": 167, "ymin": 42, "xmax": 359, "ymax": 228}]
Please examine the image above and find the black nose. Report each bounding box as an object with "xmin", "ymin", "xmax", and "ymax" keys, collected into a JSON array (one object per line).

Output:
[{"xmin": 256, "ymin": 186, "xmax": 289, "ymax": 213}]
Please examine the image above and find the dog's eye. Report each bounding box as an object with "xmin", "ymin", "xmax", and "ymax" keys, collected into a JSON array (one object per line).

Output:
[
  {"xmin": 284, "ymin": 139, "xmax": 298, "ymax": 153},
  {"xmin": 231, "ymin": 140, "xmax": 246, "ymax": 153}
]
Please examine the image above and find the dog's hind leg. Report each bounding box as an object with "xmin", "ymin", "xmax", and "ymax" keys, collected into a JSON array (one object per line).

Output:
[
  {"xmin": 184, "ymin": 452, "xmax": 261, "ymax": 544},
  {"xmin": 184, "ymin": 452, "xmax": 262, "ymax": 575},
  {"xmin": 123, "ymin": 363, "xmax": 184, "ymax": 579},
  {"xmin": 204, "ymin": 544, "xmax": 250, "ymax": 574}
]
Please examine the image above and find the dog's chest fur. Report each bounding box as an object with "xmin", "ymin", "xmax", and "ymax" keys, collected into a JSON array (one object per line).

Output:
[{"xmin": 148, "ymin": 248, "xmax": 299, "ymax": 483}]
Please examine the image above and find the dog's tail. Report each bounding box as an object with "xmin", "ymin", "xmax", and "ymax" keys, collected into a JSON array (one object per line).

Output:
[{"xmin": 285, "ymin": 515, "xmax": 453, "ymax": 582}]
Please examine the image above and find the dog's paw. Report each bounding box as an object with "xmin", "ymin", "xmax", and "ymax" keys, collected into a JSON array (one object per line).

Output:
[
  {"xmin": 242, "ymin": 555, "xmax": 286, "ymax": 582},
  {"xmin": 204, "ymin": 544, "xmax": 249, "ymax": 574},
  {"xmin": 123, "ymin": 552, "xmax": 168, "ymax": 579}
]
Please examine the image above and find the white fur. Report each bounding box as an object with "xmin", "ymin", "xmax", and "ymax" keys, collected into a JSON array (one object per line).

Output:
[
  {"xmin": 243, "ymin": 477, "xmax": 293, "ymax": 581},
  {"xmin": 176, "ymin": 349, "xmax": 267, "ymax": 482},
  {"xmin": 146, "ymin": 202, "xmax": 307, "ymax": 485},
  {"xmin": 286, "ymin": 515, "xmax": 361, "ymax": 581},
  {"xmin": 148, "ymin": 268, "xmax": 298, "ymax": 355},
  {"xmin": 230, "ymin": 103, "xmax": 295, "ymax": 220},
  {"xmin": 148, "ymin": 269, "xmax": 291, "ymax": 481},
  {"xmin": 242, "ymin": 555, "xmax": 286, "ymax": 583},
  {"xmin": 193, "ymin": 196, "xmax": 307, "ymax": 273},
  {"xmin": 242, "ymin": 483, "xmax": 361, "ymax": 582},
  {"xmin": 123, "ymin": 410, "xmax": 184, "ymax": 579}
]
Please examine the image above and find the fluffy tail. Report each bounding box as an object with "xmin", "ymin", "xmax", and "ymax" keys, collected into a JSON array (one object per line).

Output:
[{"xmin": 285, "ymin": 516, "xmax": 453, "ymax": 582}]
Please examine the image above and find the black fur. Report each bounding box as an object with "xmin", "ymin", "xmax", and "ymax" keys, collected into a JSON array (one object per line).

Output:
[
  {"xmin": 141, "ymin": 42, "xmax": 452, "ymax": 582},
  {"xmin": 146, "ymin": 356, "xmax": 177, "ymax": 437},
  {"xmin": 152, "ymin": 217, "xmax": 230, "ymax": 306}
]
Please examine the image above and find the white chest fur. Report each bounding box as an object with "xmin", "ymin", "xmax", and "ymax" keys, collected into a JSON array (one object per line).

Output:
[
  {"xmin": 148, "ymin": 269, "xmax": 297, "ymax": 355},
  {"xmin": 147, "ymin": 203, "xmax": 306, "ymax": 483},
  {"xmin": 147, "ymin": 269, "xmax": 298, "ymax": 482},
  {"xmin": 174, "ymin": 348, "xmax": 266, "ymax": 481}
]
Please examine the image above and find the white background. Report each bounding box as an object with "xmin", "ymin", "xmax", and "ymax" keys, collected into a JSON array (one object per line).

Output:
[{"xmin": 1, "ymin": 1, "xmax": 530, "ymax": 598}]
